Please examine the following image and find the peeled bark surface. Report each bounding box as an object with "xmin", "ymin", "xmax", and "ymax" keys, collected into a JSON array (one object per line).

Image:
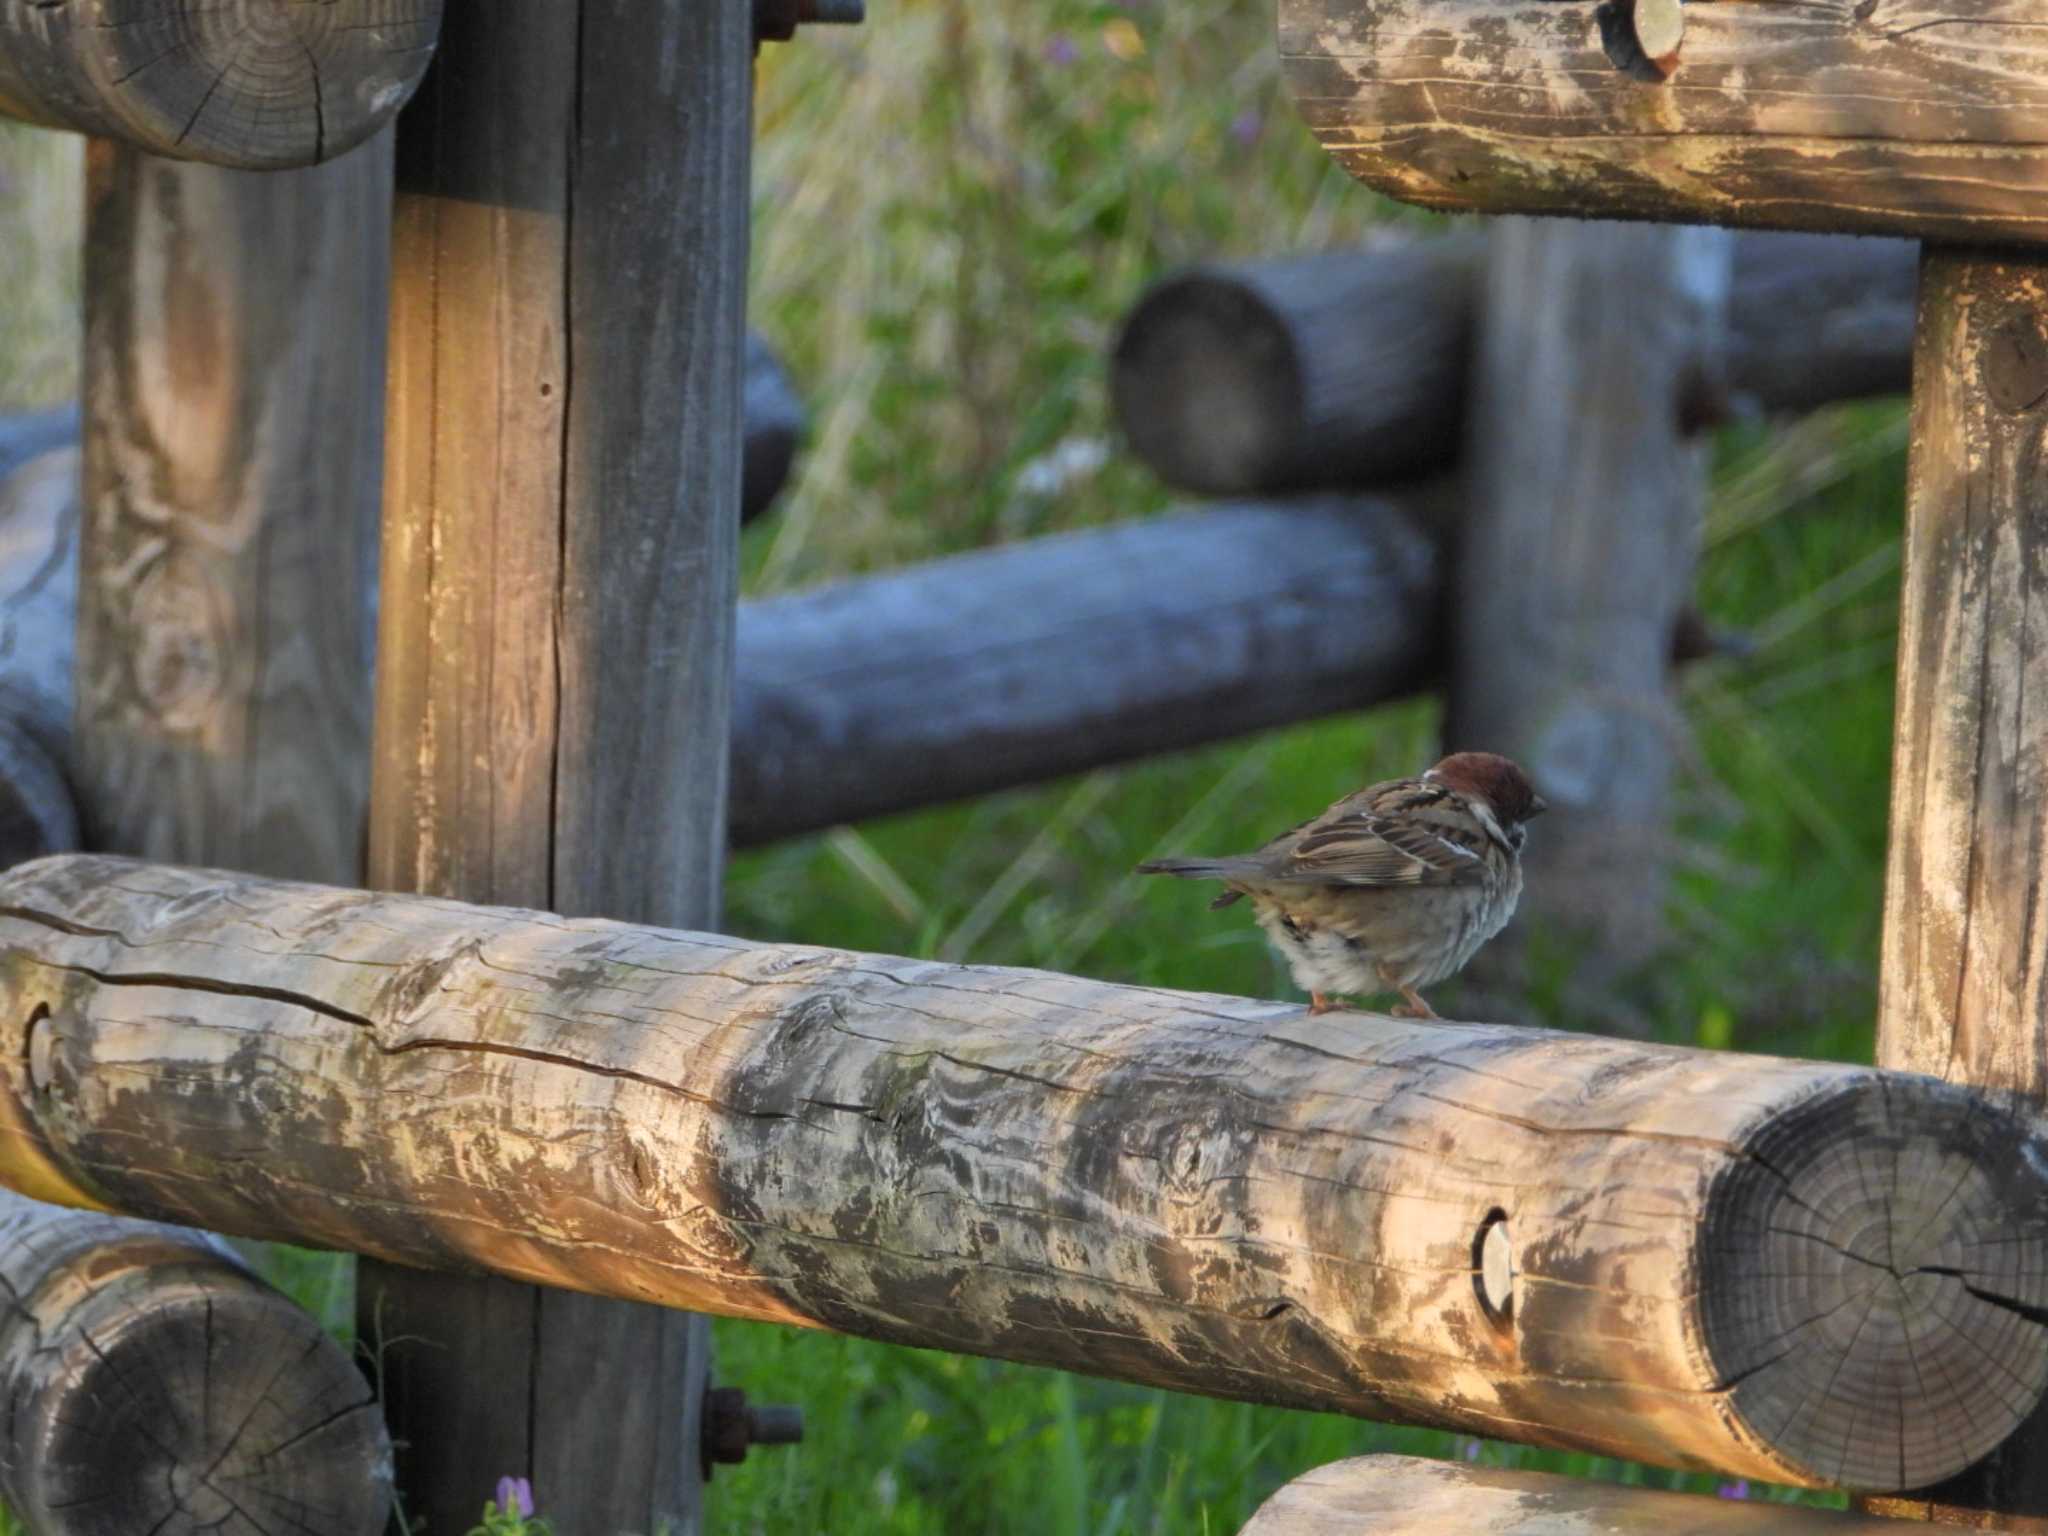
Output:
[
  {"xmin": 731, "ymin": 497, "xmax": 1440, "ymax": 845},
  {"xmin": 1112, "ymin": 232, "xmax": 1915, "ymax": 497},
  {"xmin": 0, "ymin": 0, "xmax": 439, "ymax": 168},
  {"xmin": 1278, "ymin": 0, "xmax": 2048, "ymax": 246},
  {"xmin": 0, "ymin": 1188, "xmax": 389, "ymax": 1536},
  {"xmin": 1870, "ymin": 250, "xmax": 2048, "ymax": 1526},
  {"xmin": 4, "ymin": 854, "xmax": 2047, "ymax": 1493},
  {"xmin": 1240, "ymin": 1457, "xmax": 1913, "ymax": 1535}
]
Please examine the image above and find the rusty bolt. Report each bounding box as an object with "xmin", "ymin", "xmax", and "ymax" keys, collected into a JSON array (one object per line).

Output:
[
  {"xmin": 755, "ymin": 0, "xmax": 864, "ymax": 44},
  {"xmin": 702, "ymin": 1384, "xmax": 805, "ymax": 1476}
]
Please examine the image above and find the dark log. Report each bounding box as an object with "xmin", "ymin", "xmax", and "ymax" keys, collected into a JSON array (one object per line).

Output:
[
  {"xmin": 1446, "ymin": 221, "xmax": 1727, "ymax": 982},
  {"xmin": 729, "ymin": 496, "xmax": 1440, "ymax": 846},
  {"xmin": 0, "ymin": 1188, "xmax": 389, "ymax": 1536},
  {"xmin": 0, "ymin": 0, "xmax": 439, "ymax": 169},
  {"xmin": 1112, "ymin": 232, "xmax": 1916, "ymax": 497},
  {"xmin": 1243, "ymin": 1457, "xmax": 1913, "ymax": 1535},
  {"xmin": 74, "ymin": 137, "xmax": 386, "ymax": 882},
  {"xmin": 0, "ymin": 447, "xmax": 78, "ymax": 869},
  {"xmin": 744, "ymin": 330, "xmax": 806, "ymax": 523},
  {"xmin": 1278, "ymin": 0, "xmax": 2048, "ymax": 246},
  {"xmin": 4, "ymin": 854, "xmax": 2048, "ymax": 1493},
  {"xmin": 366, "ymin": 0, "xmax": 750, "ymax": 1526},
  {"xmin": 1865, "ymin": 248, "xmax": 2048, "ymax": 1527}
]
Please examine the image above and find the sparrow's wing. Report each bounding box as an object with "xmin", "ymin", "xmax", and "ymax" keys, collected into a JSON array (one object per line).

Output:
[{"xmin": 1265, "ymin": 782, "xmax": 1494, "ymax": 888}]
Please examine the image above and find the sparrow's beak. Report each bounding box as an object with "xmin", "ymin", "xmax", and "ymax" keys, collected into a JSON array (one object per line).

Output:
[{"xmin": 1528, "ymin": 794, "xmax": 1549, "ymax": 817}]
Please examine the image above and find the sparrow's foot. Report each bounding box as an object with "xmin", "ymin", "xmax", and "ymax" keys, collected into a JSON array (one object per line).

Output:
[
  {"xmin": 1392, "ymin": 985, "xmax": 1440, "ymax": 1021},
  {"xmin": 1308, "ymin": 990, "xmax": 1338, "ymax": 1015}
]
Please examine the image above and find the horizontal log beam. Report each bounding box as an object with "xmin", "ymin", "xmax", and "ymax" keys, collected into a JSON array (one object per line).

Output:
[
  {"xmin": 0, "ymin": 0, "xmax": 440, "ymax": 168},
  {"xmin": 731, "ymin": 497, "xmax": 1440, "ymax": 844},
  {"xmin": 0, "ymin": 1187, "xmax": 389, "ymax": 1535},
  {"xmin": 4, "ymin": 854, "xmax": 2046, "ymax": 1492},
  {"xmin": 1278, "ymin": 0, "xmax": 2048, "ymax": 246},
  {"xmin": 1113, "ymin": 232, "xmax": 1916, "ymax": 496},
  {"xmin": 1239, "ymin": 1457, "xmax": 1913, "ymax": 1534}
]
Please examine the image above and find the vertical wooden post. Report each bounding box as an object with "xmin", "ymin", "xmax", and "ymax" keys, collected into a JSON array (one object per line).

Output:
[
  {"xmin": 1868, "ymin": 249, "xmax": 2048, "ymax": 1525},
  {"xmin": 1447, "ymin": 218, "xmax": 1730, "ymax": 1005},
  {"xmin": 362, "ymin": 3, "xmax": 751, "ymax": 1531},
  {"xmin": 74, "ymin": 139, "xmax": 387, "ymax": 879}
]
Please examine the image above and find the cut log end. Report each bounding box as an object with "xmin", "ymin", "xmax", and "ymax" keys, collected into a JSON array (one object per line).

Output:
[
  {"xmin": 1111, "ymin": 271, "xmax": 1307, "ymax": 495},
  {"xmin": 1, "ymin": 1, "xmax": 442, "ymax": 168},
  {"xmin": 1702, "ymin": 1077, "xmax": 2048, "ymax": 1490}
]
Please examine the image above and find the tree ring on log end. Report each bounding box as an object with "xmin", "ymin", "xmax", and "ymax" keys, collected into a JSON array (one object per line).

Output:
[
  {"xmin": 17, "ymin": 1271, "xmax": 392, "ymax": 1532},
  {"xmin": 69, "ymin": 0, "xmax": 442, "ymax": 168},
  {"xmin": 1111, "ymin": 271, "xmax": 1307, "ymax": 496},
  {"xmin": 1700, "ymin": 1077, "xmax": 2048, "ymax": 1490}
]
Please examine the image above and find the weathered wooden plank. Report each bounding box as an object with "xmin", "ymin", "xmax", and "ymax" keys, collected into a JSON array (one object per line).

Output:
[
  {"xmin": 0, "ymin": 447, "xmax": 77, "ymax": 869},
  {"xmin": 0, "ymin": 1187, "xmax": 389, "ymax": 1536},
  {"xmin": 1446, "ymin": 221, "xmax": 1727, "ymax": 987},
  {"xmin": 731, "ymin": 497, "xmax": 1440, "ymax": 845},
  {"xmin": 1241, "ymin": 1457, "xmax": 1912, "ymax": 1534},
  {"xmin": 1277, "ymin": 0, "xmax": 2048, "ymax": 246},
  {"xmin": 74, "ymin": 136, "xmax": 386, "ymax": 882},
  {"xmin": 0, "ymin": 0, "xmax": 439, "ymax": 169},
  {"xmin": 1869, "ymin": 250, "xmax": 2048, "ymax": 1526},
  {"xmin": 367, "ymin": 0, "xmax": 749, "ymax": 1527},
  {"xmin": 4, "ymin": 854, "xmax": 2046, "ymax": 1494},
  {"xmin": 1111, "ymin": 232, "xmax": 1916, "ymax": 496}
]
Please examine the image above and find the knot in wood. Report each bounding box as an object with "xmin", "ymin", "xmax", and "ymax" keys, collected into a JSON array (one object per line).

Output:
[
  {"xmin": 1984, "ymin": 313, "xmax": 2048, "ymax": 415},
  {"xmin": 1699, "ymin": 1077, "xmax": 2048, "ymax": 1489}
]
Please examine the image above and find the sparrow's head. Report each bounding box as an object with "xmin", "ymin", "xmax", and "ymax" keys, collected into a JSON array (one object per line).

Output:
[{"xmin": 1428, "ymin": 752, "xmax": 1548, "ymax": 833}]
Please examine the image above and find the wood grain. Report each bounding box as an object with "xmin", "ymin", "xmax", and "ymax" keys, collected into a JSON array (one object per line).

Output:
[
  {"xmin": 0, "ymin": 0, "xmax": 439, "ymax": 169},
  {"xmin": 1446, "ymin": 220, "xmax": 1728, "ymax": 988},
  {"xmin": 1241, "ymin": 1456, "xmax": 1916, "ymax": 1534},
  {"xmin": 0, "ymin": 1188, "xmax": 389, "ymax": 1536},
  {"xmin": 1871, "ymin": 249, "xmax": 2048, "ymax": 1525},
  {"xmin": 732, "ymin": 497, "xmax": 1441, "ymax": 845},
  {"xmin": 5, "ymin": 854, "xmax": 2048, "ymax": 1493},
  {"xmin": 367, "ymin": 1, "xmax": 749, "ymax": 1528},
  {"xmin": 1111, "ymin": 231, "xmax": 1916, "ymax": 497},
  {"xmin": 1277, "ymin": 0, "xmax": 2048, "ymax": 246},
  {"xmin": 75, "ymin": 136, "xmax": 385, "ymax": 884}
]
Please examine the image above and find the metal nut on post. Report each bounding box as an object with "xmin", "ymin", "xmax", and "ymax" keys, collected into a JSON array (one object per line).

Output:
[
  {"xmin": 754, "ymin": 0, "xmax": 865, "ymax": 44},
  {"xmin": 702, "ymin": 1384, "xmax": 806, "ymax": 1477}
]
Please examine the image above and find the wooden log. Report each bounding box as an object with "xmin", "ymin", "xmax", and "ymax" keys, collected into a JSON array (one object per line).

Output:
[
  {"xmin": 74, "ymin": 137, "xmax": 387, "ymax": 882},
  {"xmin": 1445, "ymin": 221, "xmax": 1729, "ymax": 986},
  {"xmin": 1277, "ymin": 0, "xmax": 2048, "ymax": 247},
  {"xmin": 5, "ymin": 855, "xmax": 2047, "ymax": 1494},
  {"xmin": 366, "ymin": 0, "xmax": 750, "ymax": 1526},
  {"xmin": 0, "ymin": 0, "xmax": 440, "ymax": 169},
  {"xmin": 730, "ymin": 496, "xmax": 1441, "ymax": 846},
  {"xmin": 0, "ymin": 447, "xmax": 78, "ymax": 869},
  {"xmin": 744, "ymin": 330, "xmax": 806, "ymax": 524},
  {"xmin": 0, "ymin": 1187, "xmax": 389, "ymax": 1536},
  {"xmin": 1867, "ymin": 249, "xmax": 2048, "ymax": 1526},
  {"xmin": 1240, "ymin": 1457, "xmax": 1912, "ymax": 1535},
  {"xmin": 1111, "ymin": 232, "xmax": 1915, "ymax": 497}
]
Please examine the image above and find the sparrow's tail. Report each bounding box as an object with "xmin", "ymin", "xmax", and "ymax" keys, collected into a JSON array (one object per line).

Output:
[{"xmin": 1135, "ymin": 856, "xmax": 1257, "ymax": 909}]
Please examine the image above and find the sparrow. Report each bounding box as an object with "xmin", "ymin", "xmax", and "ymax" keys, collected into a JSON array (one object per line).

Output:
[{"xmin": 1136, "ymin": 752, "xmax": 1545, "ymax": 1019}]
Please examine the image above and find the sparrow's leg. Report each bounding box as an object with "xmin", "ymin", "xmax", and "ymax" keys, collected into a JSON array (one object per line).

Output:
[
  {"xmin": 1392, "ymin": 984, "xmax": 1440, "ymax": 1021},
  {"xmin": 1308, "ymin": 991, "xmax": 1337, "ymax": 1014}
]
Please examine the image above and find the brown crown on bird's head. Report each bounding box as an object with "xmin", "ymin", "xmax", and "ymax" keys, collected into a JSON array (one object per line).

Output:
[{"xmin": 1427, "ymin": 752, "xmax": 1548, "ymax": 825}]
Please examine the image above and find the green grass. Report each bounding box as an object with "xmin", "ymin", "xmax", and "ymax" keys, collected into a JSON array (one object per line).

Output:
[{"xmin": 0, "ymin": 0, "xmax": 1913, "ymax": 1525}]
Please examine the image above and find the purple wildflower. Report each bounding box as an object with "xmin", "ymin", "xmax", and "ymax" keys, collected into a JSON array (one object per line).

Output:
[
  {"xmin": 1717, "ymin": 1480, "xmax": 1750, "ymax": 1501},
  {"xmin": 496, "ymin": 1476, "xmax": 536, "ymax": 1518},
  {"xmin": 1229, "ymin": 109, "xmax": 1262, "ymax": 145},
  {"xmin": 1462, "ymin": 1439, "xmax": 1481, "ymax": 1462},
  {"xmin": 1043, "ymin": 32, "xmax": 1078, "ymax": 65}
]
